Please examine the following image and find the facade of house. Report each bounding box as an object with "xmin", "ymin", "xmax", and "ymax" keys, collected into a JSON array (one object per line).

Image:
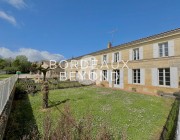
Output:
[{"xmin": 65, "ymin": 28, "xmax": 180, "ymax": 94}]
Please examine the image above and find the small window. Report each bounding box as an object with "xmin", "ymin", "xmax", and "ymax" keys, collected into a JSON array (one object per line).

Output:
[
  {"xmin": 158, "ymin": 68, "xmax": 170, "ymax": 86},
  {"xmin": 133, "ymin": 48, "xmax": 139, "ymax": 60},
  {"xmin": 158, "ymin": 42, "xmax": 169, "ymax": 57},
  {"xmin": 114, "ymin": 52, "xmax": 119, "ymax": 62},
  {"xmin": 133, "ymin": 69, "xmax": 140, "ymax": 84},
  {"xmin": 102, "ymin": 70, "xmax": 107, "ymax": 81},
  {"xmin": 102, "ymin": 55, "xmax": 107, "ymax": 63}
]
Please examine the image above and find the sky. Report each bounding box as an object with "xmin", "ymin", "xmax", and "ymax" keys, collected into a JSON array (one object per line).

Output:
[{"xmin": 0, "ymin": 0, "xmax": 180, "ymax": 61}]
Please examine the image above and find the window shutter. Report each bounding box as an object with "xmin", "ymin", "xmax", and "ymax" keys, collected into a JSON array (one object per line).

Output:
[
  {"xmin": 112, "ymin": 53, "xmax": 114, "ymax": 63},
  {"xmin": 120, "ymin": 69, "xmax": 124, "ymax": 88},
  {"xmin": 128, "ymin": 69, "xmax": 132, "ymax": 84},
  {"xmin": 109, "ymin": 70, "xmax": 112, "ymax": 87},
  {"xmin": 99, "ymin": 70, "xmax": 102, "ymax": 81},
  {"xmin": 119, "ymin": 51, "xmax": 122, "ymax": 62},
  {"xmin": 168, "ymin": 40, "xmax": 175, "ymax": 56},
  {"xmin": 152, "ymin": 68, "xmax": 158, "ymax": 86},
  {"xmin": 139, "ymin": 47, "xmax": 143, "ymax": 59},
  {"xmin": 101, "ymin": 55, "xmax": 103, "ymax": 64},
  {"xmin": 140, "ymin": 69, "xmax": 145, "ymax": 85},
  {"xmin": 106, "ymin": 70, "xmax": 109, "ymax": 81},
  {"xmin": 153, "ymin": 43, "xmax": 159, "ymax": 58},
  {"xmin": 129, "ymin": 49, "xmax": 132, "ymax": 61},
  {"xmin": 107, "ymin": 54, "xmax": 109, "ymax": 63},
  {"xmin": 170, "ymin": 67, "xmax": 178, "ymax": 88}
]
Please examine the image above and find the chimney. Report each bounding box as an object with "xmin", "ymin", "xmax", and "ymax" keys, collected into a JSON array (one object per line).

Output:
[{"xmin": 107, "ymin": 42, "xmax": 112, "ymax": 49}]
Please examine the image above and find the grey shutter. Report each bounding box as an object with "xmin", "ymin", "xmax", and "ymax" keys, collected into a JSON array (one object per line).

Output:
[
  {"xmin": 170, "ymin": 67, "xmax": 178, "ymax": 88},
  {"xmin": 140, "ymin": 68, "xmax": 145, "ymax": 85},
  {"xmin": 139, "ymin": 47, "xmax": 143, "ymax": 60},
  {"xmin": 120, "ymin": 69, "xmax": 124, "ymax": 89},
  {"xmin": 152, "ymin": 68, "xmax": 158, "ymax": 86},
  {"xmin": 129, "ymin": 49, "xmax": 132, "ymax": 61},
  {"xmin": 100, "ymin": 70, "xmax": 102, "ymax": 81},
  {"xmin": 119, "ymin": 51, "xmax": 122, "ymax": 62},
  {"xmin": 168, "ymin": 40, "xmax": 175, "ymax": 56},
  {"xmin": 109, "ymin": 70, "xmax": 112, "ymax": 87},
  {"xmin": 128, "ymin": 69, "xmax": 132, "ymax": 84},
  {"xmin": 112, "ymin": 53, "xmax": 114, "ymax": 63},
  {"xmin": 153, "ymin": 43, "xmax": 159, "ymax": 58}
]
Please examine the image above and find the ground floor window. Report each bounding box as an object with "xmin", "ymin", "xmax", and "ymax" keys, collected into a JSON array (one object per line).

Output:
[
  {"xmin": 158, "ymin": 68, "xmax": 170, "ymax": 86},
  {"xmin": 114, "ymin": 70, "xmax": 120, "ymax": 85},
  {"xmin": 133, "ymin": 69, "xmax": 140, "ymax": 84},
  {"xmin": 102, "ymin": 70, "xmax": 107, "ymax": 81}
]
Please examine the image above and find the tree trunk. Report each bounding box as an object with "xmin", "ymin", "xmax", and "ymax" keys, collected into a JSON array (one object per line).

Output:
[
  {"xmin": 42, "ymin": 81, "xmax": 49, "ymax": 109},
  {"xmin": 43, "ymin": 72, "xmax": 46, "ymax": 81}
]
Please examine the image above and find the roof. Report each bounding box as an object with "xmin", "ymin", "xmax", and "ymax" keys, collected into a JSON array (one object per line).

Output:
[{"xmin": 67, "ymin": 28, "xmax": 180, "ymax": 61}]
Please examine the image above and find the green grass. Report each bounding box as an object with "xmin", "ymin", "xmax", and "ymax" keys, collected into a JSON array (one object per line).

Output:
[
  {"xmin": 0, "ymin": 74, "xmax": 14, "ymax": 80},
  {"xmin": 26, "ymin": 86, "xmax": 174, "ymax": 140}
]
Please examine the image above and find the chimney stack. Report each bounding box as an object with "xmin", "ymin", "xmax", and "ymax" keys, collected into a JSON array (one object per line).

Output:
[{"xmin": 107, "ymin": 42, "xmax": 112, "ymax": 49}]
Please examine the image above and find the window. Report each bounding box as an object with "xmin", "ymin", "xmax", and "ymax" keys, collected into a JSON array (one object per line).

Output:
[
  {"xmin": 90, "ymin": 70, "xmax": 95, "ymax": 80},
  {"xmin": 114, "ymin": 70, "xmax": 120, "ymax": 85},
  {"xmin": 159, "ymin": 42, "xmax": 169, "ymax": 57},
  {"xmin": 102, "ymin": 55, "xmax": 107, "ymax": 63},
  {"xmin": 158, "ymin": 68, "xmax": 170, "ymax": 86},
  {"xmin": 133, "ymin": 69, "xmax": 140, "ymax": 84},
  {"xmin": 102, "ymin": 70, "xmax": 107, "ymax": 81},
  {"xmin": 114, "ymin": 52, "xmax": 119, "ymax": 62},
  {"xmin": 133, "ymin": 48, "xmax": 139, "ymax": 60}
]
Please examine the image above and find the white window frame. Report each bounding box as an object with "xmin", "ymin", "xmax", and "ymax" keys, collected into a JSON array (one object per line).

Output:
[
  {"xmin": 114, "ymin": 52, "xmax": 119, "ymax": 62},
  {"xmin": 102, "ymin": 70, "xmax": 108, "ymax": 81},
  {"xmin": 133, "ymin": 69, "xmax": 141, "ymax": 84},
  {"xmin": 133, "ymin": 48, "xmax": 140, "ymax": 60},
  {"xmin": 102, "ymin": 55, "xmax": 107, "ymax": 64},
  {"xmin": 158, "ymin": 68, "xmax": 170, "ymax": 86},
  {"xmin": 158, "ymin": 42, "xmax": 169, "ymax": 57}
]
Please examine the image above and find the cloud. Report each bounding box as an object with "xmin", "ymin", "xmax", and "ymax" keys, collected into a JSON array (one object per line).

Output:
[
  {"xmin": 0, "ymin": 47, "xmax": 64, "ymax": 62},
  {"xmin": 4, "ymin": 0, "xmax": 27, "ymax": 9},
  {"xmin": 0, "ymin": 11, "xmax": 17, "ymax": 25}
]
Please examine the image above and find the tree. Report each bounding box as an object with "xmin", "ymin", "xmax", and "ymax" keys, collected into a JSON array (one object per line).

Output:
[
  {"xmin": 34, "ymin": 62, "xmax": 51, "ymax": 109},
  {"xmin": 15, "ymin": 55, "xmax": 31, "ymax": 73}
]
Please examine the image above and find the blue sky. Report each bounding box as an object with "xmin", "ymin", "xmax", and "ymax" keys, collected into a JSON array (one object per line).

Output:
[{"xmin": 0, "ymin": 0, "xmax": 180, "ymax": 61}]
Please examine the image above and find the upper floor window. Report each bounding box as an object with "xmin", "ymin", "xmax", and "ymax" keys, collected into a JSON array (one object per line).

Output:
[
  {"xmin": 102, "ymin": 55, "xmax": 107, "ymax": 63},
  {"xmin": 91, "ymin": 58, "xmax": 96, "ymax": 65},
  {"xmin": 133, "ymin": 69, "xmax": 140, "ymax": 84},
  {"xmin": 114, "ymin": 52, "xmax": 119, "ymax": 62},
  {"xmin": 158, "ymin": 68, "xmax": 170, "ymax": 86},
  {"xmin": 158, "ymin": 42, "xmax": 169, "ymax": 57},
  {"xmin": 133, "ymin": 48, "xmax": 140, "ymax": 60}
]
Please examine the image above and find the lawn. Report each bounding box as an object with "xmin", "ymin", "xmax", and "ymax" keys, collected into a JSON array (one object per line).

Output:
[
  {"xmin": 0, "ymin": 74, "xmax": 14, "ymax": 80},
  {"xmin": 6, "ymin": 86, "xmax": 174, "ymax": 140}
]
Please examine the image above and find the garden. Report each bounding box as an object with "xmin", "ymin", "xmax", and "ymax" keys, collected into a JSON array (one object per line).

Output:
[{"xmin": 4, "ymin": 84, "xmax": 176, "ymax": 140}]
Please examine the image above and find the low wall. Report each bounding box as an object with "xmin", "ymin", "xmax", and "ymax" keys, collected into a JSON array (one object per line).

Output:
[{"xmin": 0, "ymin": 86, "xmax": 16, "ymax": 140}]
